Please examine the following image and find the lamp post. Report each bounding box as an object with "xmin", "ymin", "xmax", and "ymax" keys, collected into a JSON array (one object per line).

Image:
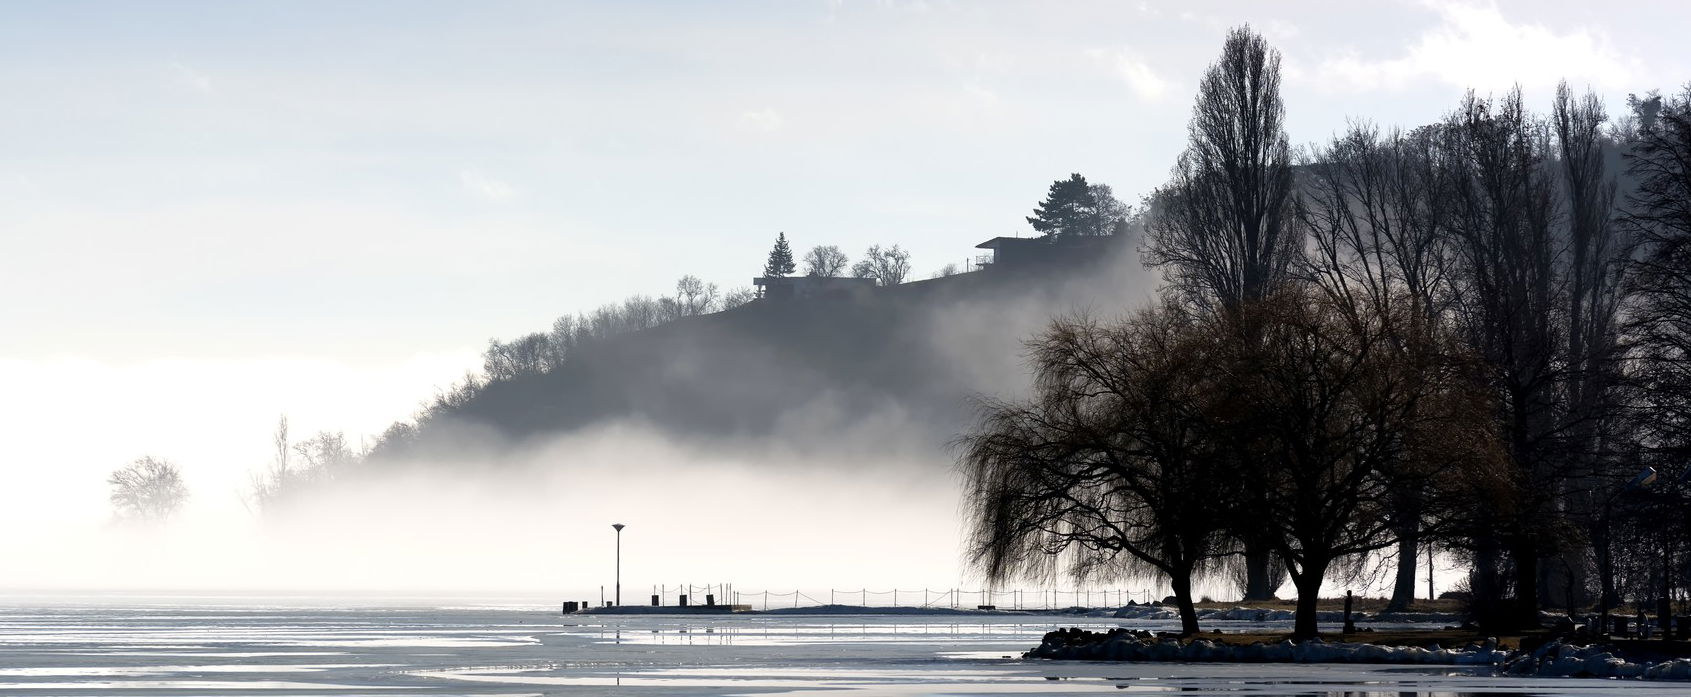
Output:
[{"xmin": 612, "ymin": 523, "xmax": 625, "ymax": 607}]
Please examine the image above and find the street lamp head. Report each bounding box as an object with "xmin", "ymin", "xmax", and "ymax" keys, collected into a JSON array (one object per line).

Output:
[
  {"xmin": 1630, "ymin": 467, "xmax": 1659, "ymax": 490},
  {"xmin": 612, "ymin": 523, "xmax": 625, "ymax": 532}
]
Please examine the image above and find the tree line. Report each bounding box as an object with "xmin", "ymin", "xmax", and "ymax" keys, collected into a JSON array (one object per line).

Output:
[
  {"xmin": 959, "ymin": 25, "xmax": 1691, "ymax": 638},
  {"xmin": 762, "ymin": 232, "xmax": 916, "ymax": 286}
]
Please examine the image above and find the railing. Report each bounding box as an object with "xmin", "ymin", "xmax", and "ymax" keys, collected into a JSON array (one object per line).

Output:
[{"xmin": 615, "ymin": 584, "xmax": 1158, "ymax": 611}]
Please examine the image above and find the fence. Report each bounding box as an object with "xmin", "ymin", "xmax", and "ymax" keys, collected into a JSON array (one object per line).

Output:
[{"xmin": 630, "ymin": 583, "xmax": 1162, "ymax": 611}]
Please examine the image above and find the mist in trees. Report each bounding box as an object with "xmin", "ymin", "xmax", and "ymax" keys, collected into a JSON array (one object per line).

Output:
[
  {"xmin": 247, "ymin": 416, "xmax": 358, "ymax": 516},
  {"xmin": 108, "ymin": 456, "xmax": 188, "ymax": 524}
]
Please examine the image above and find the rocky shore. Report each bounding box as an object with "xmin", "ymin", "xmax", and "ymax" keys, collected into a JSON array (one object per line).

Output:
[{"xmin": 1027, "ymin": 627, "xmax": 1691, "ymax": 681}]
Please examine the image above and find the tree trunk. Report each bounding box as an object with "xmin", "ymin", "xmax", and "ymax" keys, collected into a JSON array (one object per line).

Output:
[
  {"xmin": 1387, "ymin": 534, "xmax": 1419, "ymax": 612},
  {"xmin": 1291, "ymin": 566, "xmax": 1326, "ymax": 640},
  {"xmin": 1597, "ymin": 521, "xmax": 1617, "ymax": 611},
  {"xmin": 1471, "ymin": 533, "xmax": 1506, "ymax": 629},
  {"xmin": 1170, "ymin": 570, "xmax": 1202, "ymax": 636},
  {"xmin": 1511, "ymin": 543, "xmax": 1543, "ymax": 630},
  {"xmin": 1243, "ymin": 542, "xmax": 1277, "ymax": 600}
]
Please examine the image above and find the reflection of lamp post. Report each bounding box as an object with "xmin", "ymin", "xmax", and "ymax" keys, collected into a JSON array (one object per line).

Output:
[
  {"xmin": 612, "ymin": 523, "xmax": 625, "ymax": 607},
  {"xmin": 1601, "ymin": 467, "xmax": 1657, "ymax": 634}
]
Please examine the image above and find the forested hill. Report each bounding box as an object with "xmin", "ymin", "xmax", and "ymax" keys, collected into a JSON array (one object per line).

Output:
[{"xmin": 368, "ymin": 236, "xmax": 1145, "ymax": 464}]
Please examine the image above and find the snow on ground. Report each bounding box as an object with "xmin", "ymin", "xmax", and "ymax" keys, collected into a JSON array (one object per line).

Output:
[{"xmin": 0, "ymin": 599, "xmax": 1682, "ymax": 695}]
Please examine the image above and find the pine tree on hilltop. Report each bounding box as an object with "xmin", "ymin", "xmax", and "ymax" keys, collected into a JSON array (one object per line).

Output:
[
  {"xmin": 764, "ymin": 232, "xmax": 796, "ymax": 277},
  {"xmin": 1021, "ymin": 172, "xmax": 1102, "ymax": 238}
]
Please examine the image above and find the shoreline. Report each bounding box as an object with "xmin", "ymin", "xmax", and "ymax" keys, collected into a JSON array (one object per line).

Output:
[{"xmin": 1028, "ymin": 627, "xmax": 1691, "ymax": 682}]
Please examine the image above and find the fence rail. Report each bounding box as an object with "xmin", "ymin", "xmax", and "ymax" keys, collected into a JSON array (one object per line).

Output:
[{"xmin": 607, "ymin": 583, "xmax": 1161, "ymax": 611}]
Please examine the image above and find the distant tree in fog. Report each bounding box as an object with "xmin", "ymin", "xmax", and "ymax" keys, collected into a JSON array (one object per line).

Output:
[
  {"xmin": 246, "ymin": 416, "xmax": 357, "ymax": 516},
  {"xmin": 851, "ymin": 244, "xmax": 912, "ymax": 286},
  {"xmin": 673, "ymin": 275, "xmax": 719, "ymax": 316},
  {"xmin": 621, "ymin": 295, "xmax": 662, "ymax": 330},
  {"xmin": 294, "ymin": 430, "xmax": 358, "ymax": 474},
  {"xmin": 109, "ymin": 456, "xmax": 187, "ymax": 523},
  {"xmin": 803, "ymin": 245, "xmax": 849, "ymax": 277},
  {"xmin": 764, "ymin": 233, "xmax": 796, "ymax": 278},
  {"xmin": 721, "ymin": 286, "xmax": 757, "ymax": 309},
  {"xmin": 246, "ymin": 415, "xmax": 295, "ymax": 515},
  {"xmin": 483, "ymin": 332, "xmax": 553, "ymax": 381},
  {"xmin": 931, "ymin": 262, "xmax": 961, "ymax": 278},
  {"xmin": 1027, "ymin": 174, "xmax": 1130, "ymax": 238}
]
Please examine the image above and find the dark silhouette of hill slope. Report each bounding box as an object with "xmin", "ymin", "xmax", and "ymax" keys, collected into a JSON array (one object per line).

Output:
[{"xmin": 375, "ymin": 237, "xmax": 1146, "ymax": 464}]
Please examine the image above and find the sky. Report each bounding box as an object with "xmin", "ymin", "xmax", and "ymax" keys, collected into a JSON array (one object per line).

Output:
[{"xmin": 2, "ymin": 0, "xmax": 1689, "ymax": 594}]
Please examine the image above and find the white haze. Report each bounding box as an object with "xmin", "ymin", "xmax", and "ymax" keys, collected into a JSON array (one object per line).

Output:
[{"xmin": 0, "ymin": 246, "xmax": 1466, "ymax": 603}]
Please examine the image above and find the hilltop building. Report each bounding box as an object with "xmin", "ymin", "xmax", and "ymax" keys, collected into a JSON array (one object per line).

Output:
[
  {"xmin": 754, "ymin": 234, "xmax": 1121, "ymax": 302},
  {"xmin": 974, "ymin": 234, "xmax": 1117, "ymax": 270}
]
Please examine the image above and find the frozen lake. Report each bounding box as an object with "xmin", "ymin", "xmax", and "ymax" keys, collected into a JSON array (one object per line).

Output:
[{"xmin": 0, "ymin": 600, "xmax": 1680, "ymax": 696}]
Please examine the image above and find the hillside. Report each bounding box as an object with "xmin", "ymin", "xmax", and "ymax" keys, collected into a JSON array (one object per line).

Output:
[{"xmin": 372, "ymin": 235, "xmax": 1147, "ymax": 464}]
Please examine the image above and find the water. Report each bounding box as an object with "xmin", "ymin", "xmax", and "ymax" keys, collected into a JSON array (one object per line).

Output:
[{"xmin": 0, "ymin": 600, "xmax": 1674, "ymax": 695}]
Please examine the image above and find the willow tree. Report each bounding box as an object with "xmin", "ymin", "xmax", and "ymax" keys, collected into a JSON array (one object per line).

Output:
[
  {"xmin": 1226, "ymin": 287, "xmax": 1493, "ymax": 638},
  {"xmin": 957, "ymin": 301, "xmax": 1240, "ymax": 635}
]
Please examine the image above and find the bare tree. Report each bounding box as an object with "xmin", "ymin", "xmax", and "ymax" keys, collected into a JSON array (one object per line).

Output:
[
  {"xmin": 958, "ymin": 301, "xmax": 1240, "ymax": 635},
  {"xmin": 1295, "ymin": 121, "xmax": 1459, "ymax": 611},
  {"xmin": 108, "ymin": 456, "xmax": 188, "ymax": 523},
  {"xmin": 803, "ymin": 245, "xmax": 849, "ymax": 277},
  {"xmin": 674, "ymin": 274, "xmax": 719, "ymax": 316},
  {"xmin": 1623, "ymin": 85, "xmax": 1691, "ymax": 607},
  {"xmin": 483, "ymin": 332, "xmax": 553, "ymax": 381},
  {"xmin": 621, "ymin": 295, "xmax": 663, "ymax": 331},
  {"xmin": 1440, "ymin": 88, "xmax": 1570, "ymax": 629},
  {"xmin": 721, "ymin": 286, "xmax": 757, "ymax": 310},
  {"xmin": 1227, "ymin": 287, "xmax": 1490, "ymax": 637},
  {"xmin": 851, "ymin": 244, "xmax": 912, "ymax": 286},
  {"xmin": 294, "ymin": 430, "xmax": 356, "ymax": 474},
  {"xmin": 1143, "ymin": 25, "xmax": 1298, "ymax": 600},
  {"xmin": 1552, "ymin": 81, "xmax": 1634, "ymax": 613},
  {"xmin": 1085, "ymin": 183, "xmax": 1132, "ymax": 237},
  {"xmin": 1145, "ymin": 25, "xmax": 1297, "ymax": 316}
]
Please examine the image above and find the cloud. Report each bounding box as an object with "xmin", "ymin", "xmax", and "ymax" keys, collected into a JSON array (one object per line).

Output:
[
  {"xmin": 1314, "ymin": 1, "xmax": 1638, "ymax": 92},
  {"xmin": 1089, "ymin": 49, "xmax": 1167, "ymax": 101},
  {"xmin": 458, "ymin": 168, "xmax": 515, "ymax": 201},
  {"xmin": 737, "ymin": 107, "xmax": 786, "ymax": 133}
]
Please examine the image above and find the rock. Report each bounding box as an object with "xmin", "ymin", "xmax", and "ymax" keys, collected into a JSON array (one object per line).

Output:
[
  {"xmin": 1554, "ymin": 643, "xmax": 1580, "ymax": 661},
  {"xmin": 1547, "ymin": 656, "xmax": 1583, "ymax": 676}
]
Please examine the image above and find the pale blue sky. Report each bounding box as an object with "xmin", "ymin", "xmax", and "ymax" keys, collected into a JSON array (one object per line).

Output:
[
  {"xmin": 3, "ymin": 1, "xmax": 1690, "ymax": 557},
  {"xmin": 5, "ymin": 0, "xmax": 1685, "ymax": 363}
]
